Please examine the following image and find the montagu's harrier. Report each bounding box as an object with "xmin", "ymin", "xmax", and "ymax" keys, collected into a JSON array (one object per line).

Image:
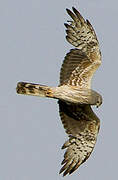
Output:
[{"xmin": 16, "ymin": 7, "xmax": 102, "ymax": 176}]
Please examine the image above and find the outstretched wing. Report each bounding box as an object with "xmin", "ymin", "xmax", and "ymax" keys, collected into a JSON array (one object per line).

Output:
[
  {"xmin": 58, "ymin": 100, "xmax": 100, "ymax": 176},
  {"xmin": 60, "ymin": 7, "xmax": 101, "ymax": 88}
]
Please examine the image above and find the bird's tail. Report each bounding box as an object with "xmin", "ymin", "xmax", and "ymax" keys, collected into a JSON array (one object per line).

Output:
[{"xmin": 16, "ymin": 82, "xmax": 54, "ymax": 98}]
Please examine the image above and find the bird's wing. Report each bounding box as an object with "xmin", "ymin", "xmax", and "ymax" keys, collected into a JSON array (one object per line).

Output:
[
  {"xmin": 60, "ymin": 7, "xmax": 101, "ymax": 88},
  {"xmin": 58, "ymin": 100, "xmax": 100, "ymax": 176}
]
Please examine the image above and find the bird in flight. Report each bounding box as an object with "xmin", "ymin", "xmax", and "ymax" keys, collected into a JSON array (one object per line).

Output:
[{"xmin": 16, "ymin": 7, "xmax": 102, "ymax": 176}]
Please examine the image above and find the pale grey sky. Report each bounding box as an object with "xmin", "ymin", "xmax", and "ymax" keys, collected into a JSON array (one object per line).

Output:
[{"xmin": 0, "ymin": 0, "xmax": 117, "ymax": 179}]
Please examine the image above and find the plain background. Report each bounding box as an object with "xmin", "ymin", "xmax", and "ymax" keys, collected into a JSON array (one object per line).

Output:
[{"xmin": 0, "ymin": 0, "xmax": 117, "ymax": 179}]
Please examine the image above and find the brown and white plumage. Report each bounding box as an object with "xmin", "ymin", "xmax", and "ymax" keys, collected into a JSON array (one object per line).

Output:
[
  {"xmin": 58, "ymin": 101, "xmax": 100, "ymax": 176},
  {"xmin": 60, "ymin": 8, "xmax": 101, "ymax": 88},
  {"xmin": 16, "ymin": 7, "xmax": 102, "ymax": 176},
  {"xmin": 58, "ymin": 7, "xmax": 102, "ymax": 176}
]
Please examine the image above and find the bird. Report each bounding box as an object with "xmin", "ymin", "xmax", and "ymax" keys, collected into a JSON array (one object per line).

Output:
[{"xmin": 16, "ymin": 7, "xmax": 102, "ymax": 176}]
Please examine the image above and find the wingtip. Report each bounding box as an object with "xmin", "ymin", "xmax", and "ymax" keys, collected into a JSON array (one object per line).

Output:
[
  {"xmin": 72, "ymin": 6, "xmax": 76, "ymax": 11},
  {"xmin": 59, "ymin": 169, "xmax": 67, "ymax": 177},
  {"xmin": 66, "ymin": 8, "xmax": 69, "ymax": 12},
  {"xmin": 64, "ymin": 23, "xmax": 68, "ymax": 28},
  {"xmin": 66, "ymin": 8, "xmax": 71, "ymax": 14},
  {"xmin": 59, "ymin": 167, "xmax": 64, "ymax": 175}
]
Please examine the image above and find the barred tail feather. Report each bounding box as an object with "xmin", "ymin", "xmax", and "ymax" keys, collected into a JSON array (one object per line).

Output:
[{"xmin": 16, "ymin": 82, "xmax": 54, "ymax": 98}]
